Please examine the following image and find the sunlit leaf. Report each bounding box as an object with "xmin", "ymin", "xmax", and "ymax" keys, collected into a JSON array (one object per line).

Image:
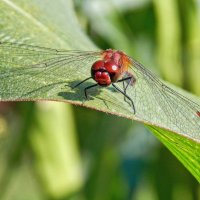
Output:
[{"xmin": 0, "ymin": 0, "xmax": 200, "ymax": 182}]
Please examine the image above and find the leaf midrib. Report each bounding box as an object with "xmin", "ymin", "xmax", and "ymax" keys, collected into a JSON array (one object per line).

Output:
[{"xmin": 2, "ymin": 0, "xmax": 67, "ymax": 45}]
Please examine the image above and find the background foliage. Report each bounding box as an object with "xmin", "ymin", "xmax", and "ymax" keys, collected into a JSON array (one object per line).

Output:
[{"xmin": 0, "ymin": 0, "xmax": 200, "ymax": 199}]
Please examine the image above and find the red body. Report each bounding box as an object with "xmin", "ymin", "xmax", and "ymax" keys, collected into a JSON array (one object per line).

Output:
[{"xmin": 91, "ymin": 49, "xmax": 131, "ymax": 86}]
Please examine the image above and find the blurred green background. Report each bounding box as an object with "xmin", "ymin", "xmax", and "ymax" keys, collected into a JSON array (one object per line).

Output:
[{"xmin": 0, "ymin": 0, "xmax": 200, "ymax": 199}]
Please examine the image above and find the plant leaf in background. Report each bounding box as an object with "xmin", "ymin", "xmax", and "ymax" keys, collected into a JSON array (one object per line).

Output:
[{"xmin": 0, "ymin": 1, "xmax": 199, "ymax": 199}]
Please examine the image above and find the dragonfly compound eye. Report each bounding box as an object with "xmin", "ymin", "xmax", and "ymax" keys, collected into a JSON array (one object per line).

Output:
[{"xmin": 104, "ymin": 61, "xmax": 121, "ymax": 82}]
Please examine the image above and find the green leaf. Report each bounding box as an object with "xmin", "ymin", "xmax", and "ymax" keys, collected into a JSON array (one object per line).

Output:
[
  {"xmin": 30, "ymin": 102, "xmax": 83, "ymax": 198},
  {"xmin": 0, "ymin": 0, "xmax": 200, "ymax": 181},
  {"xmin": 148, "ymin": 126, "xmax": 200, "ymax": 181}
]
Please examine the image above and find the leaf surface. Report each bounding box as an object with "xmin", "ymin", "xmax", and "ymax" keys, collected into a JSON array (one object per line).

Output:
[{"xmin": 0, "ymin": 0, "xmax": 200, "ymax": 181}]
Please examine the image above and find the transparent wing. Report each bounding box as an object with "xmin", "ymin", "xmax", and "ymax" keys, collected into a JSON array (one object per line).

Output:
[
  {"xmin": 0, "ymin": 42, "xmax": 100, "ymax": 99},
  {"xmin": 127, "ymin": 58, "xmax": 200, "ymax": 140},
  {"xmin": 0, "ymin": 42, "xmax": 199, "ymax": 139}
]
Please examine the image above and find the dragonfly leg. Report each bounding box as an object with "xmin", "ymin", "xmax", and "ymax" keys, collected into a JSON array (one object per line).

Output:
[
  {"xmin": 117, "ymin": 76, "xmax": 135, "ymax": 103},
  {"xmin": 72, "ymin": 77, "xmax": 92, "ymax": 89},
  {"xmin": 84, "ymin": 84, "xmax": 99, "ymax": 99},
  {"xmin": 117, "ymin": 76, "xmax": 133, "ymax": 92},
  {"xmin": 112, "ymin": 83, "xmax": 136, "ymax": 114}
]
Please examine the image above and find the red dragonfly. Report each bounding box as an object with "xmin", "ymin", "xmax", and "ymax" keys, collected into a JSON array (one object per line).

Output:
[{"xmin": 0, "ymin": 42, "xmax": 199, "ymax": 139}]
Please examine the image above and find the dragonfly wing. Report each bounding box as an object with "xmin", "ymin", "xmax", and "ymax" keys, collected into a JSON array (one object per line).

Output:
[
  {"xmin": 128, "ymin": 58, "xmax": 200, "ymax": 140},
  {"xmin": 0, "ymin": 42, "xmax": 100, "ymax": 99}
]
